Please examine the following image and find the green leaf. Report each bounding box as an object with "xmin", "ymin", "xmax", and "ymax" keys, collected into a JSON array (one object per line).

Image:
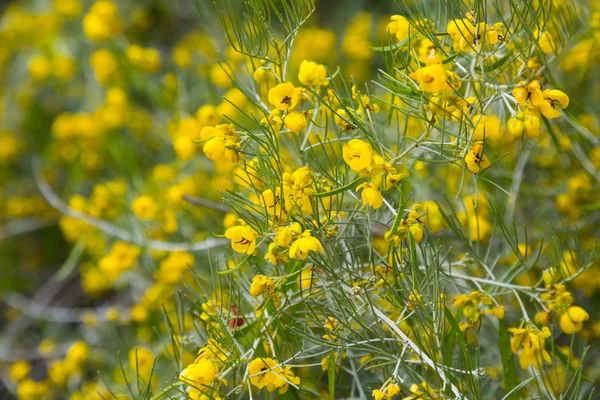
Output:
[
  {"xmin": 150, "ymin": 382, "xmax": 186, "ymax": 400},
  {"xmin": 328, "ymin": 351, "xmax": 336, "ymax": 400},
  {"xmin": 407, "ymin": 230, "xmax": 419, "ymax": 290},
  {"xmin": 56, "ymin": 239, "xmax": 86, "ymax": 280},
  {"xmin": 218, "ymin": 253, "xmax": 252, "ymax": 275},
  {"xmin": 551, "ymin": 342, "xmax": 593, "ymax": 383},
  {"xmin": 474, "ymin": 51, "xmax": 514, "ymax": 73},
  {"xmin": 232, "ymin": 321, "xmax": 258, "ymax": 347},
  {"xmin": 281, "ymin": 260, "xmax": 306, "ymax": 292},
  {"xmin": 191, "ymin": 136, "xmax": 213, "ymax": 144},
  {"xmin": 501, "ymin": 375, "xmax": 537, "ymax": 400},
  {"xmin": 369, "ymin": 38, "xmax": 409, "ymax": 52},
  {"xmin": 563, "ymin": 109, "xmax": 591, "ymax": 134},
  {"xmin": 442, "ymin": 52, "xmax": 460, "ymax": 64},
  {"xmin": 542, "ymin": 116, "xmax": 562, "ymax": 151},
  {"xmin": 389, "ymin": 205, "xmax": 404, "ymax": 238},
  {"xmin": 582, "ymin": 200, "xmax": 600, "ymax": 211},
  {"xmin": 443, "ymin": 307, "xmax": 474, "ymax": 371},
  {"xmin": 443, "ymin": 306, "xmax": 464, "ymax": 367},
  {"xmin": 498, "ymin": 319, "xmax": 519, "ymax": 399},
  {"xmin": 313, "ymin": 176, "xmax": 363, "ymax": 198}
]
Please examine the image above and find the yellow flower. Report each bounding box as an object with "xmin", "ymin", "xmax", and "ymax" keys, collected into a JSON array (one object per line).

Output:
[
  {"xmin": 299, "ymin": 267, "xmax": 317, "ymax": 292},
  {"xmin": 202, "ymin": 135, "xmax": 227, "ymax": 160},
  {"xmin": 154, "ymin": 251, "xmax": 191, "ymax": 284},
  {"xmin": 52, "ymin": 56, "xmax": 77, "ymax": 81},
  {"xmin": 266, "ymin": 365, "xmax": 300, "ymax": 394},
  {"xmin": 512, "ymin": 87, "xmax": 529, "ymax": 106},
  {"xmin": 536, "ymin": 30, "xmax": 555, "ymax": 53},
  {"xmin": 90, "ymin": 49, "xmax": 120, "ymax": 84},
  {"xmin": 289, "ymin": 230, "xmax": 323, "ymax": 260},
  {"xmin": 507, "ymin": 117, "xmax": 525, "ymax": 137},
  {"xmin": 465, "ymin": 142, "xmax": 490, "ymax": 173},
  {"xmin": 357, "ymin": 182, "xmax": 383, "ymax": 209},
  {"xmin": 453, "ymin": 291, "xmax": 492, "ymax": 320},
  {"xmin": 387, "ymin": 15, "xmax": 410, "ymax": 42},
  {"xmin": 486, "ymin": 22, "xmax": 506, "ymax": 45},
  {"xmin": 132, "ymin": 195, "xmax": 158, "ymax": 220},
  {"xmin": 17, "ymin": 379, "xmax": 50, "ymax": 400},
  {"xmin": 523, "ymin": 108, "xmax": 541, "ymax": 138},
  {"xmin": 249, "ymin": 358, "xmax": 300, "ymax": 394},
  {"xmin": 200, "ymin": 124, "xmax": 240, "ymax": 162},
  {"xmin": 447, "ymin": 19, "xmax": 502, "ymax": 52},
  {"xmin": 560, "ymin": 306, "xmax": 589, "ymax": 334},
  {"xmin": 335, "ymin": 109, "xmax": 354, "ymax": 132},
  {"xmin": 465, "ymin": 214, "xmax": 492, "ymax": 242},
  {"xmin": 343, "ymin": 139, "xmax": 373, "ymax": 171},
  {"xmin": 372, "ymin": 389, "xmax": 385, "ymax": 400},
  {"xmin": 534, "ymin": 311, "xmax": 551, "ymax": 326},
  {"xmin": 99, "ymin": 241, "xmax": 141, "ymax": 281},
  {"xmin": 420, "ymin": 201, "xmax": 443, "ymax": 233},
  {"xmin": 283, "ymin": 111, "xmax": 307, "ymax": 134},
  {"xmin": 281, "ymin": 166, "xmax": 314, "ymax": 214},
  {"xmin": 83, "ymin": 0, "xmax": 123, "ymax": 41},
  {"xmin": 526, "ymin": 80, "xmax": 545, "ymax": 107},
  {"xmin": 179, "ymin": 359, "xmax": 217, "ymax": 386},
  {"xmin": 126, "ymin": 45, "xmax": 161, "ymax": 74},
  {"xmin": 262, "ymin": 188, "xmax": 282, "ymax": 216},
  {"xmin": 408, "ymin": 222, "xmax": 424, "ymax": 243},
  {"xmin": 53, "ymin": 0, "xmax": 83, "ymax": 17},
  {"xmin": 268, "ymin": 83, "xmax": 299, "ymax": 111},
  {"xmin": 197, "ymin": 105, "xmax": 220, "ymax": 126},
  {"xmin": 250, "ymin": 275, "xmax": 275, "ymax": 297},
  {"xmin": 385, "ymin": 172, "xmax": 404, "ymax": 190},
  {"xmin": 197, "ymin": 338, "xmax": 229, "ymax": 363},
  {"xmin": 9, "ymin": 361, "xmax": 30, "ymax": 383},
  {"xmin": 410, "ymin": 64, "xmax": 448, "ymax": 92},
  {"xmin": 248, "ymin": 357, "xmax": 278, "ymax": 389},
  {"xmin": 128, "ymin": 347, "xmax": 155, "ymax": 379},
  {"xmin": 0, "ymin": 130, "xmax": 22, "ymax": 161},
  {"xmin": 143, "ymin": 49, "xmax": 161, "ymax": 73},
  {"xmin": 484, "ymin": 305, "xmax": 505, "ymax": 319},
  {"xmin": 447, "ymin": 18, "xmax": 475, "ymax": 51},
  {"xmin": 210, "ymin": 63, "xmax": 234, "ymax": 87},
  {"xmin": 254, "ymin": 68, "xmax": 273, "ymax": 84},
  {"xmin": 265, "ymin": 243, "xmax": 287, "ymax": 265},
  {"xmin": 540, "ymin": 283, "xmax": 573, "ymax": 311},
  {"xmin": 66, "ymin": 341, "xmax": 89, "ymax": 369},
  {"xmin": 298, "ymin": 60, "xmax": 328, "ymax": 87},
  {"xmin": 48, "ymin": 360, "xmax": 69, "ymax": 387},
  {"xmin": 261, "ymin": 112, "xmax": 283, "ymax": 134},
  {"xmin": 404, "ymin": 381, "xmax": 438, "ymax": 400},
  {"xmin": 387, "ymin": 383, "xmax": 401, "ymax": 397},
  {"xmin": 38, "ymin": 339, "xmax": 56, "ymax": 355},
  {"xmin": 29, "ymin": 56, "xmax": 51, "ymax": 82},
  {"xmin": 225, "ymin": 225, "xmax": 258, "ymax": 254},
  {"xmin": 472, "ymin": 115, "xmax": 500, "ymax": 141},
  {"xmin": 539, "ymin": 89, "xmax": 569, "ymax": 119},
  {"xmin": 274, "ymin": 223, "xmax": 302, "ymax": 247},
  {"xmin": 509, "ymin": 326, "xmax": 552, "ymax": 369}
]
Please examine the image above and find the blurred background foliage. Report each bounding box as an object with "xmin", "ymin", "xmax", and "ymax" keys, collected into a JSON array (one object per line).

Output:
[{"xmin": 0, "ymin": 0, "xmax": 599, "ymax": 399}]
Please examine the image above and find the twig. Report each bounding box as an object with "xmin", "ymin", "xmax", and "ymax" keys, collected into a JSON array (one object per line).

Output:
[
  {"xmin": 0, "ymin": 217, "xmax": 56, "ymax": 241},
  {"xmin": 2, "ymin": 293, "xmax": 131, "ymax": 324},
  {"xmin": 505, "ymin": 146, "xmax": 532, "ymax": 223},
  {"xmin": 32, "ymin": 157, "xmax": 228, "ymax": 252},
  {"xmin": 182, "ymin": 195, "xmax": 232, "ymax": 213},
  {"xmin": 373, "ymin": 307, "xmax": 464, "ymax": 399}
]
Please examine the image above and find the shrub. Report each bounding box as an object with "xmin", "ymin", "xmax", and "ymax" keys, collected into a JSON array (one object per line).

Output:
[{"xmin": 0, "ymin": 0, "xmax": 599, "ymax": 399}]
